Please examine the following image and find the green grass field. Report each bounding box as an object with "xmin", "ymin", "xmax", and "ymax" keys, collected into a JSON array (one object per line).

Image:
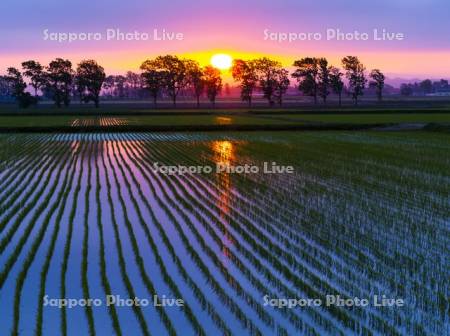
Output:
[
  {"xmin": 266, "ymin": 113, "xmax": 450, "ymax": 124},
  {"xmin": 0, "ymin": 115, "xmax": 295, "ymax": 128},
  {"xmin": 1, "ymin": 97, "xmax": 450, "ymax": 116},
  {"xmin": 0, "ymin": 112, "xmax": 449, "ymax": 130}
]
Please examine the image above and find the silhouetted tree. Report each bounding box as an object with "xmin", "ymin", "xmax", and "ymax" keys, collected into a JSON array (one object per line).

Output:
[
  {"xmin": 45, "ymin": 58, "xmax": 74, "ymax": 107},
  {"xmin": 433, "ymin": 79, "xmax": 449, "ymax": 92},
  {"xmin": 114, "ymin": 75, "xmax": 126, "ymax": 98},
  {"xmin": 5, "ymin": 68, "xmax": 25, "ymax": 94},
  {"xmin": 419, "ymin": 79, "xmax": 433, "ymax": 94},
  {"xmin": 126, "ymin": 71, "xmax": 140, "ymax": 89},
  {"xmin": 254, "ymin": 57, "xmax": 284, "ymax": 106},
  {"xmin": 0, "ymin": 76, "xmax": 13, "ymax": 100},
  {"xmin": 400, "ymin": 83, "xmax": 413, "ymax": 96},
  {"xmin": 185, "ymin": 60, "xmax": 205, "ymax": 107},
  {"xmin": 342, "ymin": 56, "xmax": 366, "ymax": 105},
  {"xmin": 329, "ymin": 66, "xmax": 344, "ymax": 106},
  {"xmin": 317, "ymin": 58, "xmax": 330, "ymax": 103},
  {"xmin": 4, "ymin": 67, "xmax": 37, "ymax": 108},
  {"xmin": 141, "ymin": 70, "xmax": 165, "ymax": 106},
  {"xmin": 292, "ymin": 57, "xmax": 319, "ymax": 104},
  {"xmin": 125, "ymin": 71, "xmax": 144, "ymax": 98},
  {"xmin": 231, "ymin": 59, "xmax": 258, "ymax": 107},
  {"xmin": 369, "ymin": 69, "xmax": 385, "ymax": 102},
  {"xmin": 140, "ymin": 55, "xmax": 188, "ymax": 106},
  {"xmin": 75, "ymin": 60, "xmax": 106, "ymax": 107},
  {"xmin": 21, "ymin": 60, "xmax": 46, "ymax": 98},
  {"xmin": 203, "ymin": 65, "xmax": 222, "ymax": 107},
  {"xmin": 329, "ymin": 67, "xmax": 344, "ymax": 106},
  {"xmin": 272, "ymin": 69, "xmax": 290, "ymax": 106}
]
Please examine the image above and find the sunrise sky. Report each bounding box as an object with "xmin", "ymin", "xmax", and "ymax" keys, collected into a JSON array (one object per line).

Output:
[{"xmin": 1, "ymin": 0, "xmax": 449, "ymax": 82}]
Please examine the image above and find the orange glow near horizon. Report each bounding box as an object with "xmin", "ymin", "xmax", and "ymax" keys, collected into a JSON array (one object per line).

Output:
[{"xmin": 2, "ymin": 49, "xmax": 450, "ymax": 80}]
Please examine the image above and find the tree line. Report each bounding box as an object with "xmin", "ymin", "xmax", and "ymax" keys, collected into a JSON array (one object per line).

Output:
[
  {"xmin": 232, "ymin": 56, "xmax": 384, "ymax": 106},
  {"xmin": 0, "ymin": 59, "xmax": 105, "ymax": 108},
  {"xmin": 400, "ymin": 79, "xmax": 450, "ymax": 96},
  {"xmin": 0, "ymin": 55, "xmax": 386, "ymax": 108}
]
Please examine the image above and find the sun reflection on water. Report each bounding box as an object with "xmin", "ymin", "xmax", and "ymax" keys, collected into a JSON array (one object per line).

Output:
[
  {"xmin": 211, "ymin": 140, "xmax": 236, "ymax": 262},
  {"xmin": 212, "ymin": 140, "xmax": 234, "ymax": 165},
  {"xmin": 215, "ymin": 117, "xmax": 232, "ymax": 125}
]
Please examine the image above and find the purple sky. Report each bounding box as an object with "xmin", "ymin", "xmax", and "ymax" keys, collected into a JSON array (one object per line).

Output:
[{"xmin": 1, "ymin": 0, "xmax": 449, "ymax": 78}]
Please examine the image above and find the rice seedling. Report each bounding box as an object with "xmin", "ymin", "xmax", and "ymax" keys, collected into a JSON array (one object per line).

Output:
[{"xmin": 0, "ymin": 131, "xmax": 447, "ymax": 335}]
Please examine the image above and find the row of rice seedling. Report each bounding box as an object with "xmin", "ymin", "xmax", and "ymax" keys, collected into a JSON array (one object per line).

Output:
[
  {"xmin": 119, "ymin": 136, "xmax": 280, "ymax": 334},
  {"xmin": 157, "ymin": 138, "xmax": 386, "ymax": 324},
  {"xmin": 126, "ymin": 134, "xmax": 380, "ymax": 334},
  {"xmin": 118, "ymin": 139, "xmax": 267, "ymax": 336},
  {"xmin": 0, "ymin": 138, "xmax": 69, "ymax": 233},
  {"xmin": 179, "ymin": 167, "xmax": 367, "ymax": 297},
  {"xmin": 71, "ymin": 118, "xmax": 96, "ymax": 127},
  {"xmin": 0, "ymin": 136, "xmax": 55, "ymax": 219},
  {"xmin": 99, "ymin": 117, "xmax": 128, "ymax": 127},
  {"xmin": 0, "ymin": 135, "xmax": 47, "ymax": 183},
  {"xmin": 236, "ymin": 134, "xmax": 446, "ymax": 278},
  {"xmin": 59, "ymin": 140, "xmax": 87, "ymax": 336},
  {"xmin": 0, "ymin": 134, "xmax": 44, "ymax": 176},
  {"xmin": 236, "ymin": 135, "xmax": 448, "ymax": 334},
  {"xmin": 225, "ymin": 137, "xmax": 428, "ymax": 268},
  {"xmin": 192, "ymin": 142, "xmax": 400, "ymax": 284},
  {"xmin": 0, "ymin": 140, "xmax": 71, "ymax": 289},
  {"xmin": 0, "ymin": 134, "xmax": 48, "ymax": 192},
  {"xmin": 70, "ymin": 117, "xmax": 129, "ymax": 127},
  {"xmin": 218, "ymin": 131, "xmax": 448, "ymax": 335},
  {"xmin": 108, "ymin": 140, "xmax": 208, "ymax": 335},
  {"xmin": 125, "ymin": 132, "xmax": 446, "ymax": 336},
  {"xmin": 93, "ymin": 140, "xmax": 122, "ymax": 335},
  {"xmin": 132, "ymin": 134, "xmax": 365, "ymax": 335},
  {"xmin": 103, "ymin": 140, "xmax": 179, "ymax": 335},
  {"xmin": 123, "ymin": 134, "xmax": 345, "ymax": 335},
  {"xmin": 209, "ymin": 134, "xmax": 445, "ymax": 335},
  {"xmin": 12, "ymin": 138, "xmax": 81, "ymax": 335},
  {"xmin": 34, "ymin": 139, "xmax": 83, "ymax": 335},
  {"xmin": 0, "ymin": 132, "xmax": 447, "ymax": 335},
  {"xmin": 221, "ymin": 158, "xmax": 412, "ymax": 334},
  {"xmin": 98, "ymin": 145, "xmax": 152, "ymax": 336},
  {"xmin": 81, "ymin": 141, "xmax": 96, "ymax": 335},
  {"xmin": 106, "ymin": 138, "xmax": 234, "ymax": 336}
]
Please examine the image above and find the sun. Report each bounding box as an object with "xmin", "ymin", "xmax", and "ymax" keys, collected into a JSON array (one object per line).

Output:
[{"xmin": 210, "ymin": 54, "xmax": 233, "ymax": 70}]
